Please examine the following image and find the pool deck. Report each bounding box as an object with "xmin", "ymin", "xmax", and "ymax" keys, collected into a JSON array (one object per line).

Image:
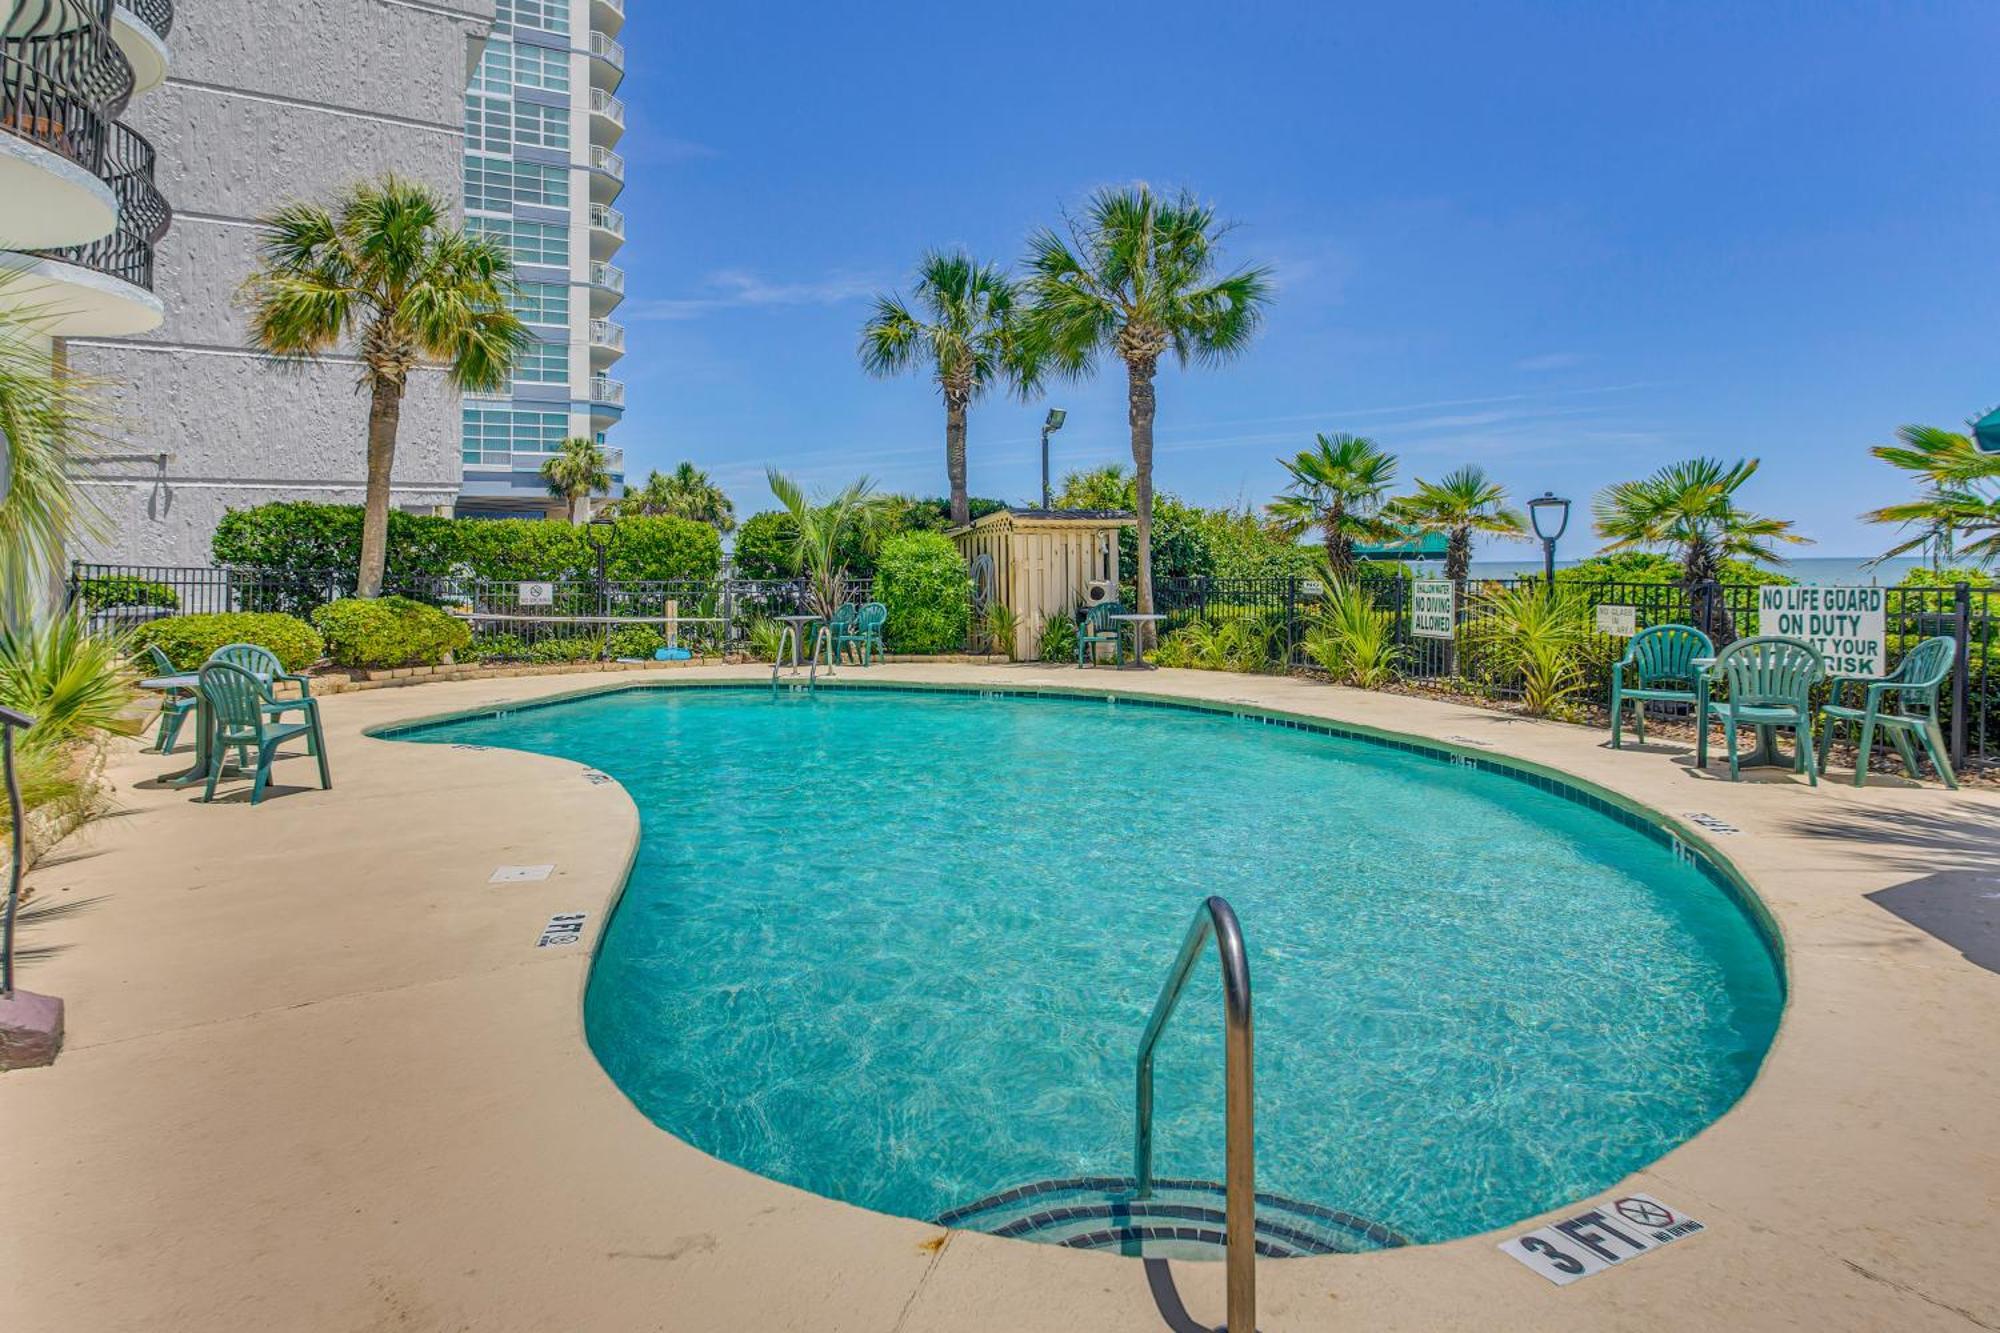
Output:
[{"xmin": 4, "ymin": 661, "xmax": 1998, "ymax": 1332}]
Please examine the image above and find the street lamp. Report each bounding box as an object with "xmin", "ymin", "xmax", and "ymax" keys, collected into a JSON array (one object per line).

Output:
[
  {"xmin": 588, "ymin": 514, "xmax": 616, "ymax": 659},
  {"xmin": 1527, "ymin": 492, "xmax": 1571, "ymax": 594},
  {"xmin": 1040, "ymin": 408, "xmax": 1067, "ymax": 509}
]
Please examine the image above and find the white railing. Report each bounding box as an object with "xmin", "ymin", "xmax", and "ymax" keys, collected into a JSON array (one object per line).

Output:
[
  {"xmin": 589, "ymin": 261, "xmax": 624, "ymax": 293},
  {"xmin": 588, "ymin": 318, "xmax": 624, "ymax": 350},
  {"xmin": 588, "ymin": 202, "xmax": 624, "ymax": 237},
  {"xmin": 590, "ymin": 88, "xmax": 625, "ymax": 127},
  {"xmin": 589, "ymin": 31, "xmax": 624, "ymax": 70},
  {"xmin": 590, "ymin": 376, "xmax": 626, "ymax": 407},
  {"xmin": 590, "ymin": 146, "xmax": 624, "ymax": 182}
]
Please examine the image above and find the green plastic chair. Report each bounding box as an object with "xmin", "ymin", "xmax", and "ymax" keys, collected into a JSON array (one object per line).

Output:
[
  {"xmin": 835, "ymin": 602, "xmax": 887, "ymax": 665},
  {"xmin": 145, "ymin": 643, "xmax": 199, "ymax": 754},
  {"xmin": 1817, "ymin": 635, "xmax": 1959, "ymax": 789},
  {"xmin": 825, "ymin": 604, "xmax": 858, "ymax": 660},
  {"xmin": 1609, "ymin": 624, "xmax": 1714, "ymax": 748},
  {"xmin": 197, "ymin": 662, "xmax": 331, "ymax": 805},
  {"xmin": 206, "ymin": 642, "xmax": 314, "ymax": 724},
  {"xmin": 1077, "ymin": 602, "xmax": 1125, "ymax": 667},
  {"xmin": 1699, "ymin": 636, "xmax": 1824, "ymax": 784}
]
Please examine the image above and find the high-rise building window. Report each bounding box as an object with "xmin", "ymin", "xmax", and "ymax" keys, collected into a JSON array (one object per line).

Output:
[
  {"xmin": 462, "ymin": 405, "xmax": 570, "ymax": 464},
  {"xmin": 470, "ymin": 34, "xmax": 569, "ymax": 94},
  {"xmin": 468, "ymin": 216, "xmax": 570, "ymax": 266},
  {"xmin": 465, "ymin": 93, "xmax": 511, "ymax": 154},
  {"xmin": 512, "ymin": 281, "xmax": 569, "ymax": 325},
  {"xmin": 495, "ymin": 0, "xmax": 568, "ymax": 36},
  {"xmin": 513, "ymin": 101, "xmax": 569, "ymax": 152},
  {"xmin": 512, "ymin": 339, "xmax": 569, "ymax": 384},
  {"xmin": 464, "ymin": 158, "xmax": 569, "ymax": 213}
]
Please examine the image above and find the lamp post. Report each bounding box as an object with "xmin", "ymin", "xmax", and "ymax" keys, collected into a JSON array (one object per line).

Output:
[
  {"xmin": 1039, "ymin": 408, "xmax": 1067, "ymax": 510},
  {"xmin": 588, "ymin": 514, "xmax": 616, "ymax": 660},
  {"xmin": 1527, "ymin": 492, "xmax": 1571, "ymax": 598}
]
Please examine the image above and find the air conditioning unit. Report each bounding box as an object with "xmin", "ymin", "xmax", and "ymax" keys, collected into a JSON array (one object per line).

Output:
[{"xmin": 1083, "ymin": 579, "xmax": 1117, "ymax": 607}]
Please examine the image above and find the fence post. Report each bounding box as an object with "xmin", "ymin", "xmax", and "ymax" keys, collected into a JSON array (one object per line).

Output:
[
  {"xmin": 1953, "ymin": 582, "xmax": 1971, "ymax": 766},
  {"xmin": 1283, "ymin": 577, "xmax": 1297, "ymax": 666}
]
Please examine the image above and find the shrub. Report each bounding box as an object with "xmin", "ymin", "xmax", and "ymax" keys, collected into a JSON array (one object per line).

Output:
[
  {"xmin": 525, "ymin": 635, "xmax": 603, "ymax": 663},
  {"xmin": 130, "ymin": 612, "xmax": 324, "ymax": 672},
  {"xmin": 469, "ymin": 632, "xmax": 528, "ymax": 663},
  {"xmin": 745, "ymin": 618, "xmax": 787, "ymax": 662},
  {"xmin": 607, "ymin": 625, "xmax": 666, "ymax": 659},
  {"xmin": 874, "ymin": 531, "xmax": 970, "ymax": 654},
  {"xmin": 1154, "ymin": 619, "xmax": 1277, "ymax": 673},
  {"xmin": 982, "ymin": 603, "xmax": 1019, "ymax": 659},
  {"xmin": 311, "ymin": 596, "xmax": 471, "ymax": 669},
  {"xmin": 1037, "ymin": 611, "xmax": 1077, "ymax": 663},
  {"xmin": 76, "ymin": 575, "xmax": 178, "ymax": 611},
  {"xmin": 1897, "ymin": 565, "xmax": 1994, "ymax": 588},
  {"xmin": 0, "ymin": 612, "xmax": 140, "ymax": 745},
  {"xmin": 1304, "ymin": 582, "xmax": 1404, "ymax": 687},
  {"xmin": 1462, "ymin": 583, "xmax": 1595, "ymax": 717}
]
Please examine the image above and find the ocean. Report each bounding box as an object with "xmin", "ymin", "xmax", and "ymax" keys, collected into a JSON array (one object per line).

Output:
[{"xmin": 1461, "ymin": 556, "xmax": 1924, "ymax": 586}]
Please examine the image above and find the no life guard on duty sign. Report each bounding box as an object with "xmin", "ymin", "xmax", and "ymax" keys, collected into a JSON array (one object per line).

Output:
[{"xmin": 1499, "ymin": 1194, "xmax": 1704, "ymax": 1286}]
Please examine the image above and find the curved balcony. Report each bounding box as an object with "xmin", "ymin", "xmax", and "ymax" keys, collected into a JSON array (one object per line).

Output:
[
  {"xmin": 588, "ymin": 317, "xmax": 624, "ymax": 364},
  {"xmin": 1, "ymin": 0, "xmax": 134, "ymax": 245},
  {"xmin": 588, "ymin": 259, "xmax": 624, "ymax": 316},
  {"xmin": 9, "ymin": 118, "xmax": 169, "ymax": 333},
  {"xmin": 109, "ymin": 0, "xmax": 171, "ymax": 96},
  {"xmin": 587, "ymin": 31, "xmax": 622, "ymax": 90},
  {"xmin": 588, "ymin": 375, "xmax": 625, "ymax": 416},
  {"xmin": 591, "ymin": 0, "xmax": 623, "ymax": 37},
  {"xmin": 587, "ymin": 143, "xmax": 622, "ymax": 202},
  {"xmin": 588, "ymin": 87, "xmax": 623, "ymax": 141},
  {"xmin": 587, "ymin": 200, "xmax": 623, "ymax": 257}
]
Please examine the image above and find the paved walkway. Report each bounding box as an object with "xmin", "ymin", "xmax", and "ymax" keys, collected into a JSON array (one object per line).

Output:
[{"xmin": 3, "ymin": 663, "xmax": 1997, "ymax": 1331}]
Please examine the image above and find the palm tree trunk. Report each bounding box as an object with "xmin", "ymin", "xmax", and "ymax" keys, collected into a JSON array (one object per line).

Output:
[
  {"xmin": 944, "ymin": 390, "xmax": 970, "ymax": 528},
  {"xmin": 1324, "ymin": 503, "xmax": 1348, "ymax": 579},
  {"xmin": 1683, "ymin": 534, "xmax": 1733, "ymax": 643},
  {"xmin": 357, "ymin": 375, "xmax": 403, "ymax": 598},
  {"xmin": 1126, "ymin": 356, "xmax": 1158, "ymax": 644},
  {"xmin": 1446, "ymin": 527, "xmax": 1471, "ymax": 584}
]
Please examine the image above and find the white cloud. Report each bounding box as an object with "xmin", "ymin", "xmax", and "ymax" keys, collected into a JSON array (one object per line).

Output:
[{"xmin": 625, "ymin": 269, "xmax": 883, "ymax": 322}]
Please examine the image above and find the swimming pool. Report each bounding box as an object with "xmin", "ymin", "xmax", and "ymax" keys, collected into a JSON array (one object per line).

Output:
[{"xmin": 401, "ymin": 684, "xmax": 1782, "ymax": 1254}]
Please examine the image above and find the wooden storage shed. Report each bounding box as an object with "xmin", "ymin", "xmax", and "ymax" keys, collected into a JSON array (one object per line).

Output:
[{"xmin": 951, "ymin": 508, "xmax": 1133, "ymax": 660}]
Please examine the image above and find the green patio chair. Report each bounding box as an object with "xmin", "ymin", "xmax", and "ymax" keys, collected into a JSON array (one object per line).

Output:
[
  {"xmin": 197, "ymin": 661, "xmax": 331, "ymax": 805},
  {"xmin": 1817, "ymin": 634, "xmax": 1959, "ymax": 790},
  {"xmin": 1700, "ymin": 636, "xmax": 1824, "ymax": 784},
  {"xmin": 206, "ymin": 642, "xmax": 314, "ymax": 725},
  {"xmin": 145, "ymin": 643, "xmax": 199, "ymax": 754},
  {"xmin": 1077, "ymin": 602, "xmax": 1125, "ymax": 668},
  {"xmin": 825, "ymin": 604, "xmax": 858, "ymax": 660},
  {"xmin": 1609, "ymin": 624, "xmax": 1714, "ymax": 748},
  {"xmin": 836, "ymin": 602, "xmax": 887, "ymax": 665}
]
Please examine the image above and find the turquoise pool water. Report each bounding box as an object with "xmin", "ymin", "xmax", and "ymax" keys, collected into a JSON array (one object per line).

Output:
[{"xmin": 404, "ymin": 685, "xmax": 1782, "ymax": 1248}]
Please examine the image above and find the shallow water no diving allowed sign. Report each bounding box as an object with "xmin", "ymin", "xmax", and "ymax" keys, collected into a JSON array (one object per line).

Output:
[{"xmin": 1499, "ymin": 1193, "xmax": 1704, "ymax": 1285}]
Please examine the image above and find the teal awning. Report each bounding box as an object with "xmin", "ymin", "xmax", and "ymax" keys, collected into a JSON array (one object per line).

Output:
[
  {"xmin": 1355, "ymin": 530, "xmax": 1449, "ymax": 561},
  {"xmin": 1975, "ymin": 404, "xmax": 2000, "ymax": 455}
]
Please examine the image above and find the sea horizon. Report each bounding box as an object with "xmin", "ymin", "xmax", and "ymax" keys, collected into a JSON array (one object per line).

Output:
[{"xmin": 1459, "ymin": 555, "xmax": 1937, "ymax": 586}]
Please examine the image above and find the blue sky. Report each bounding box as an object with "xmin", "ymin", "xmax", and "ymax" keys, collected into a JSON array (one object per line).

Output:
[{"xmin": 607, "ymin": 2, "xmax": 2000, "ymax": 557}]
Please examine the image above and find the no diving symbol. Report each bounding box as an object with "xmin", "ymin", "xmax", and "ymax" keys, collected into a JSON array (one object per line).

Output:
[{"xmin": 1616, "ymin": 1197, "xmax": 1673, "ymax": 1229}]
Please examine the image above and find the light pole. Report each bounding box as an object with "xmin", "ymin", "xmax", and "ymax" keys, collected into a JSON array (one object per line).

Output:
[
  {"xmin": 1039, "ymin": 408, "xmax": 1066, "ymax": 509},
  {"xmin": 1527, "ymin": 492, "xmax": 1571, "ymax": 598},
  {"xmin": 588, "ymin": 514, "xmax": 616, "ymax": 660}
]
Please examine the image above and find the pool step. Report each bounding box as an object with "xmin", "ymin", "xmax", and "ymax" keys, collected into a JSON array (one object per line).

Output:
[{"xmin": 935, "ymin": 1176, "xmax": 1409, "ymax": 1259}]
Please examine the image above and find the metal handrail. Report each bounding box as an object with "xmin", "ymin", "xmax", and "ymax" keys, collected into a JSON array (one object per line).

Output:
[
  {"xmin": 770, "ymin": 625, "xmax": 796, "ymax": 690},
  {"xmin": 808, "ymin": 624, "xmax": 835, "ymax": 686},
  {"xmin": 1134, "ymin": 895, "xmax": 1255, "ymax": 1333},
  {"xmin": 2, "ymin": 705, "xmax": 36, "ymax": 999}
]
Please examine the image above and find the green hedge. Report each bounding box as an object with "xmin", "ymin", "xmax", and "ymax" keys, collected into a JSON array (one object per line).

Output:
[
  {"xmin": 130, "ymin": 613, "xmax": 324, "ymax": 672},
  {"xmin": 874, "ymin": 532, "xmax": 969, "ymax": 653},
  {"xmin": 312, "ymin": 596, "xmax": 472, "ymax": 669},
  {"xmin": 211, "ymin": 502, "xmax": 722, "ymax": 586},
  {"xmin": 77, "ymin": 575, "xmax": 179, "ymax": 611}
]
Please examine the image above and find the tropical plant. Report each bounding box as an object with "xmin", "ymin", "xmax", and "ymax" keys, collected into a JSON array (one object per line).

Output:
[
  {"xmin": 765, "ymin": 470, "xmax": 887, "ymax": 619},
  {"xmin": 1055, "ymin": 463, "xmax": 1137, "ymax": 510},
  {"xmin": 745, "ymin": 617, "xmax": 788, "ymax": 663},
  {"xmin": 1861, "ymin": 425, "xmax": 2000, "ymax": 568},
  {"xmin": 1303, "ymin": 580, "xmax": 1404, "ymax": 688},
  {"xmin": 540, "ymin": 436, "xmax": 613, "ymax": 524},
  {"xmin": 1388, "ymin": 465, "xmax": 1527, "ymax": 583},
  {"xmin": 1021, "ymin": 185, "xmax": 1272, "ymax": 641},
  {"xmin": 1462, "ymin": 582, "xmax": 1595, "ymax": 717},
  {"xmin": 981, "ymin": 602, "xmax": 1020, "ymax": 659},
  {"xmin": 1151, "ymin": 619, "xmax": 1274, "ymax": 673},
  {"xmin": 240, "ymin": 176, "xmax": 527, "ymax": 596},
  {"xmin": 1266, "ymin": 433, "xmax": 1400, "ymax": 579},
  {"xmin": 1036, "ymin": 610, "xmax": 1077, "ymax": 663},
  {"xmin": 616, "ymin": 461, "xmax": 736, "ymax": 532},
  {"xmin": 0, "ymin": 612, "xmax": 138, "ymax": 743},
  {"xmin": 1593, "ymin": 457, "xmax": 1807, "ymax": 640},
  {"xmin": 861, "ymin": 250, "xmax": 1034, "ymax": 528},
  {"xmin": 0, "ymin": 298, "xmax": 108, "ymax": 613}
]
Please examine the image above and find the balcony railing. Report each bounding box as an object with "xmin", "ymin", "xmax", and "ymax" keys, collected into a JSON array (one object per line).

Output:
[
  {"xmin": 589, "ymin": 375, "xmax": 625, "ymax": 407},
  {"xmin": 588, "ymin": 318, "xmax": 624, "ymax": 351},
  {"xmin": 589, "ymin": 145, "xmax": 623, "ymax": 182},
  {"xmin": 2, "ymin": 0, "xmax": 134, "ymax": 176},
  {"xmin": 589, "ymin": 31, "xmax": 624, "ymax": 71},
  {"xmin": 27, "ymin": 119, "xmax": 169, "ymax": 288},
  {"xmin": 589, "ymin": 87, "xmax": 624, "ymax": 127},
  {"xmin": 588, "ymin": 202, "xmax": 623, "ymax": 238},
  {"xmin": 589, "ymin": 260, "xmax": 624, "ymax": 293},
  {"xmin": 112, "ymin": 0, "xmax": 171, "ymax": 39}
]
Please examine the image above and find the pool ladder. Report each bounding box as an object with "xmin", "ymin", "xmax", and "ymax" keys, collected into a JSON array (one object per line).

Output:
[
  {"xmin": 1136, "ymin": 895, "xmax": 1256, "ymax": 1333},
  {"xmin": 768, "ymin": 624, "xmax": 837, "ymax": 695}
]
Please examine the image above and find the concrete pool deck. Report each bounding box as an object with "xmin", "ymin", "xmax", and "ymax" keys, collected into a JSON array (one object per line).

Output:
[{"xmin": 3, "ymin": 662, "xmax": 1997, "ymax": 1331}]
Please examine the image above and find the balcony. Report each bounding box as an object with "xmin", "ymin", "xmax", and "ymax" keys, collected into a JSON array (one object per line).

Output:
[
  {"xmin": 108, "ymin": 0, "xmax": 169, "ymax": 95},
  {"xmin": 589, "ymin": 375, "xmax": 625, "ymax": 409},
  {"xmin": 591, "ymin": 0, "xmax": 623, "ymax": 37},
  {"xmin": 6, "ymin": 119, "xmax": 168, "ymax": 333},
  {"xmin": 587, "ymin": 143, "xmax": 622, "ymax": 202},
  {"xmin": 587, "ymin": 31, "xmax": 623, "ymax": 89},
  {"xmin": 587, "ymin": 259, "xmax": 623, "ymax": 315},
  {"xmin": 588, "ymin": 87, "xmax": 623, "ymax": 140},
  {"xmin": 588, "ymin": 317, "xmax": 624, "ymax": 365},
  {"xmin": 586, "ymin": 201, "xmax": 622, "ymax": 257},
  {"xmin": 0, "ymin": 0, "xmax": 133, "ymax": 245}
]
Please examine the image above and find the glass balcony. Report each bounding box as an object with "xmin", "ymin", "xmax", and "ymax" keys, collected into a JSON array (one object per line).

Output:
[{"xmin": 589, "ymin": 375, "xmax": 625, "ymax": 408}]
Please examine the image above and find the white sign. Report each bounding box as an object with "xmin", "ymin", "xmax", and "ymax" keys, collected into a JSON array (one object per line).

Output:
[
  {"xmin": 490, "ymin": 864, "xmax": 554, "ymax": 884},
  {"xmin": 1499, "ymin": 1193, "xmax": 1704, "ymax": 1286},
  {"xmin": 536, "ymin": 912, "xmax": 587, "ymax": 948},
  {"xmin": 1757, "ymin": 585, "xmax": 1885, "ymax": 675},
  {"xmin": 1412, "ymin": 579, "xmax": 1456, "ymax": 640},
  {"xmin": 518, "ymin": 580, "xmax": 554, "ymax": 607},
  {"xmin": 1595, "ymin": 604, "xmax": 1637, "ymax": 637}
]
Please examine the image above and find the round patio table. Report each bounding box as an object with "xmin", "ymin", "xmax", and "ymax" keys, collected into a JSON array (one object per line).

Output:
[
  {"xmin": 774, "ymin": 614, "xmax": 821, "ymax": 674},
  {"xmin": 139, "ymin": 675, "xmax": 215, "ymax": 788},
  {"xmin": 1109, "ymin": 613, "xmax": 1167, "ymax": 670}
]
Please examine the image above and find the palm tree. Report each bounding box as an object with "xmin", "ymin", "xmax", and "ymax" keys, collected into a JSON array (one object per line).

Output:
[
  {"xmin": 1266, "ymin": 433, "xmax": 1400, "ymax": 579},
  {"xmin": 0, "ymin": 296, "xmax": 106, "ymax": 614},
  {"xmin": 860, "ymin": 250, "xmax": 1032, "ymax": 528},
  {"xmin": 1593, "ymin": 457, "xmax": 1807, "ymax": 638},
  {"xmin": 541, "ymin": 436, "xmax": 612, "ymax": 524},
  {"xmin": 241, "ymin": 176, "xmax": 526, "ymax": 596},
  {"xmin": 611, "ymin": 462, "xmax": 734, "ymax": 531},
  {"xmin": 1054, "ymin": 463, "xmax": 1136, "ymax": 510},
  {"xmin": 1021, "ymin": 186, "xmax": 1272, "ymax": 635},
  {"xmin": 1388, "ymin": 465, "xmax": 1528, "ymax": 583},
  {"xmin": 766, "ymin": 469, "xmax": 887, "ymax": 620},
  {"xmin": 1862, "ymin": 424, "xmax": 2000, "ymax": 569}
]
